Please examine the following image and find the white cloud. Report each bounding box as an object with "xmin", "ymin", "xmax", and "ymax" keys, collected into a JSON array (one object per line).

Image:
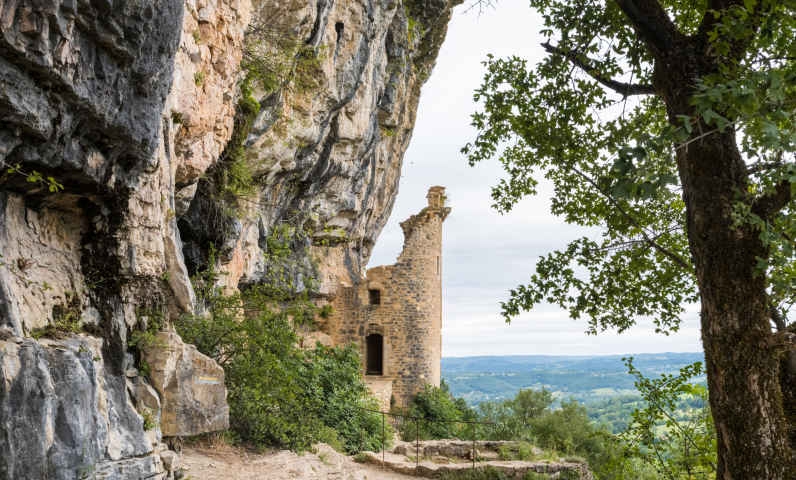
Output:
[{"xmin": 368, "ymin": 2, "xmax": 703, "ymax": 357}]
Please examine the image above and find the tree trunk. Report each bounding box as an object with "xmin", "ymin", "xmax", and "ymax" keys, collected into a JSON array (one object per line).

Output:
[{"xmin": 652, "ymin": 32, "xmax": 796, "ymax": 478}]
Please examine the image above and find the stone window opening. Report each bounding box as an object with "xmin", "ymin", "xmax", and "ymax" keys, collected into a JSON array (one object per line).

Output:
[
  {"xmin": 437, "ymin": 255, "xmax": 440, "ymax": 276},
  {"xmin": 366, "ymin": 334, "xmax": 383, "ymax": 375},
  {"xmin": 369, "ymin": 289, "xmax": 381, "ymax": 305}
]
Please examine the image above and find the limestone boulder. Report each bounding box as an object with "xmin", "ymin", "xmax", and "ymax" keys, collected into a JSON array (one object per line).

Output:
[{"xmin": 142, "ymin": 331, "xmax": 229, "ymax": 436}]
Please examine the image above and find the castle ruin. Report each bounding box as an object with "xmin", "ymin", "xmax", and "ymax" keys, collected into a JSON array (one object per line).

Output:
[{"xmin": 322, "ymin": 186, "xmax": 450, "ymax": 408}]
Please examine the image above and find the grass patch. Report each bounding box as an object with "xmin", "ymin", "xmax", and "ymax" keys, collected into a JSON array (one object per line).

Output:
[
  {"xmin": 563, "ymin": 454, "xmax": 587, "ymax": 463},
  {"xmin": 195, "ymin": 70, "xmax": 207, "ymax": 86},
  {"xmin": 317, "ymin": 451, "xmax": 331, "ymax": 466},
  {"xmin": 353, "ymin": 452, "xmax": 369, "ymax": 463},
  {"xmin": 440, "ymin": 466, "xmax": 509, "ymax": 480},
  {"xmin": 30, "ymin": 291, "xmax": 83, "ymax": 340}
]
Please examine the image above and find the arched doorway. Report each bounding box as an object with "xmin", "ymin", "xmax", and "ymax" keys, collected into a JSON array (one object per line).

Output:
[{"xmin": 366, "ymin": 334, "xmax": 383, "ymax": 375}]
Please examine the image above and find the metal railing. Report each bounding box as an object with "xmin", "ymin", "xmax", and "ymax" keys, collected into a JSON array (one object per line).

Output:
[{"xmin": 358, "ymin": 406, "xmax": 497, "ymax": 475}]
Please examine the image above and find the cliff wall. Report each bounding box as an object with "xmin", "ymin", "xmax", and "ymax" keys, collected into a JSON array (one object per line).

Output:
[{"xmin": 0, "ymin": 0, "xmax": 460, "ymax": 477}]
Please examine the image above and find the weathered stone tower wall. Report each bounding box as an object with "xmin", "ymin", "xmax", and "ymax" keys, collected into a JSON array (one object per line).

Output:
[{"xmin": 323, "ymin": 186, "xmax": 450, "ymax": 407}]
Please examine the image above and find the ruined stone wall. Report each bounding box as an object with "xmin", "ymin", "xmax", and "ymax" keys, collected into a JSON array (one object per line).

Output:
[{"xmin": 324, "ymin": 186, "xmax": 449, "ymax": 407}]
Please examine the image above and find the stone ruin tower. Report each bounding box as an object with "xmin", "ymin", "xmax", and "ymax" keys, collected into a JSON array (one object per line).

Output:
[{"xmin": 323, "ymin": 186, "xmax": 451, "ymax": 408}]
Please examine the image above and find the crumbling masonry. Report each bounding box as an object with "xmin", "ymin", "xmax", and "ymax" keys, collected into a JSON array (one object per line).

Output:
[{"xmin": 323, "ymin": 187, "xmax": 450, "ymax": 408}]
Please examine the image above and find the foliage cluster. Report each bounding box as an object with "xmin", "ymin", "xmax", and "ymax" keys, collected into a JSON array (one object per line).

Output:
[
  {"xmin": 396, "ymin": 380, "xmax": 479, "ymax": 441},
  {"xmin": 476, "ymin": 389, "xmax": 608, "ymax": 472},
  {"xmin": 600, "ymin": 359, "xmax": 716, "ymax": 480},
  {"xmin": 175, "ymin": 247, "xmax": 389, "ymax": 453},
  {"xmin": 128, "ymin": 307, "xmax": 167, "ymax": 349},
  {"xmin": 141, "ymin": 408, "xmax": 159, "ymax": 432},
  {"xmin": 30, "ymin": 291, "xmax": 82, "ymax": 340},
  {"xmin": 200, "ymin": 75, "xmax": 261, "ymax": 226},
  {"xmin": 404, "ymin": 6, "xmax": 426, "ymax": 44},
  {"xmin": 243, "ymin": 4, "xmax": 326, "ymax": 95}
]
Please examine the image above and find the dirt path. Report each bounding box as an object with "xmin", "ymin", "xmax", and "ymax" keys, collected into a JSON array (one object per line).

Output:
[{"xmin": 179, "ymin": 444, "xmax": 422, "ymax": 480}]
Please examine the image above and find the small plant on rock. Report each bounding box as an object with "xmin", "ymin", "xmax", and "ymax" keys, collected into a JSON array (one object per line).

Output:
[
  {"xmin": 128, "ymin": 308, "xmax": 167, "ymax": 349},
  {"xmin": 194, "ymin": 70, "xmax": 207, "ymax": 86},
  {"xmin": 141, "ymin": 408, "xmax": 159, "ymax": 431}
]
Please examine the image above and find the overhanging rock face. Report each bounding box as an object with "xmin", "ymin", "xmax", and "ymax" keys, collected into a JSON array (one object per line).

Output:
[
  {"xmin": 0, "ymin": 0, "xmax": 460, "ymax": 475},
  {"xmin": 143, "ymin": 332, "xmax": 229, "ymax": 437}
]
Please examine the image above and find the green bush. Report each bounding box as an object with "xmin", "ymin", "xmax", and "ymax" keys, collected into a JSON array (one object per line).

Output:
[
  {"xmin": 302, "ymin": 342, "xmax": 393, "ymax": 453},
  {"xmin": 315, "ymin": 426, "xmax": 344, "ymax": 453},
  {"xmin": 353, "ymin": 452, "xmax": 369, "ymax": 463},
  {"xmin": 175, "ymin": 249, "xmax": 387, "ymax": 453},
  {"xmin": 477, "ymin": 387, "xmax": 554, "ymax": 441},
  {"xmin": 529, "ymin": 398, "xmax": 606, "ymax": 460},
  {"xmin": 398, "ymin": 380, "xmax": 479, "ymax": 441}
]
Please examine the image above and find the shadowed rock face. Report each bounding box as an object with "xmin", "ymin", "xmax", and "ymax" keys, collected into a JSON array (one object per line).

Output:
[{"xmin": 0, "ymin": 0, "xmax": 459, "ymax": 477}]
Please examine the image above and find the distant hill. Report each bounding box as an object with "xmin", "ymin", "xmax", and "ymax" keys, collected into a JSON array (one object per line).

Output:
[
  {"xmin": 440, "ymin": 353, "xmax": 705, "ymax": 406},
  {"xmin": 441, "ymin": 352, "xmax": 705, "ymax": 374}
]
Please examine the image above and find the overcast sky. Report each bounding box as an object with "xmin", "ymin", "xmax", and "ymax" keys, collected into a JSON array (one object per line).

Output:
[{"xmin": 367, "ymin": 1, "xmax": 703, "ymax": 357}]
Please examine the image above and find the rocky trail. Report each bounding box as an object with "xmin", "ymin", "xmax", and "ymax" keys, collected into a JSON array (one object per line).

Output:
[
  {"xmin": 180, "ymin": 443, "xmax": 418, "ymax": 480},
  {"xmin": 178, "ymin": 440, "xmax": 594, "ymax": 479}
]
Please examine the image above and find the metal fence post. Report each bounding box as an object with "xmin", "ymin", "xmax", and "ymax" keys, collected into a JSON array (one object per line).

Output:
[
  {"xmin": 416, "ymin": 418, "xmax": 419, "ymax": 476},
  {"xmin": 472, "ymin": 425, "xmax": 475, "ymax": 471},
  {"xmin": 382, "ymin": 412, "xmax": 385, "ymax": 470}
]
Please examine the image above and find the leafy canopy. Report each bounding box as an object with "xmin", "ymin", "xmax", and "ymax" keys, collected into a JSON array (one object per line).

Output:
[{"xmin": 462, "ymin": 0, "xmax": 796, "ymax": 331}]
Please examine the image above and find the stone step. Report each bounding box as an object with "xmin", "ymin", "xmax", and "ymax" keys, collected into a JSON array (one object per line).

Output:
[{"xmin": 362, "ymin": 451, "xmax": 593, "ymax": 479}]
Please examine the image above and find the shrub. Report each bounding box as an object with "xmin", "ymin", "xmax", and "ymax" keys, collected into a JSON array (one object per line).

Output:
[
  {"xmin": 176, "ymin": 249, "xmax": 386, "ymax": 453},
  {"xmin": 353, "ymin": 452, "xmax": 369, "ymax": 463},
  {"xmin": 527, "ymin": 398, "xmax": 608, "ymax": 472},
  {"xmin": 398, "ymin": 380, "xmax": 478, "ymax": 441},
  {"xmin": 316, "ymin": 426, "xmax": 344, "ymax": 453},
  {"xmin": 302, "ymin": 343, "xmax": 393, "ymax": 453},
  {"xmin": 141, "ymin": 408, "xmax": 159, "ymax": 431},
  {"xmin": 477, "ymin": 387, "xmax": 554, "ymax": 441}
]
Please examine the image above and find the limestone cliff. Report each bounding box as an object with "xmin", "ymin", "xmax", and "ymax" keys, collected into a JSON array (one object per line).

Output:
[
  {"xmin": 0, "ymin": 0, "xmax": 459, "ymax": 477},
  {"xmin": 179, "ymin": 0, "xmax": 462, "ymax": 297}
]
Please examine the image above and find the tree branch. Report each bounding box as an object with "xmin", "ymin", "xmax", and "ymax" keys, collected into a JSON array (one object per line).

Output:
[
  {"xmin": 541, "ymin": 42, "xmax": 657, "ymax": 97},
  {"xmin": 770, "ymin": 303, "xmax": 796, "ymax": 375},
  {"xmin": 614, "ymin": 0, "xmax": 678, "ymax": 53},
  {"xmin": 746, "ymin": 162, "xmax": 785, "ymax": 175},
  {"xmin": 762, "ymin": 331, "xmax": 796, "ymax": 350},
  {"xmin": 751, "ymin": 181, "xmax": 793, "ymax": 218},
  {"xmin": 572, "ymin": 167, "xmax": 694, "ymax": 272}
]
